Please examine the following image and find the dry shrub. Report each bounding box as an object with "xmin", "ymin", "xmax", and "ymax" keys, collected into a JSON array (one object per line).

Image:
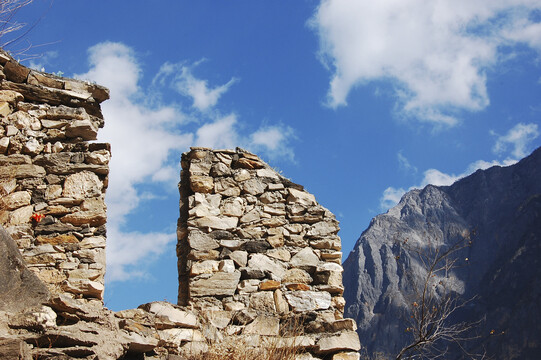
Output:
[
  {"xmin": 186, "ymin": 318, "xmax": 307, "ymax": 360},
  {"xmin": 185, "ymin": 339, "xmax": 302, "ymax": 360}
]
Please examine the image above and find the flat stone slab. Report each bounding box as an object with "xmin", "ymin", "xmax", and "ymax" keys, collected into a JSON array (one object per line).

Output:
[
  {"xmin": 0, "ymin": 226, "xmax": 50, "ymax": 313},
  {"xmin": 190, "ymin": 271, "xmax": 241, "ymax": 297}
]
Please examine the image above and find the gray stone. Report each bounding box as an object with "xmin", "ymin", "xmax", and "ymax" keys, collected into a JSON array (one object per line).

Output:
[
  {"xmin": 249, "ymin": 292, "xmax": 276, "ymax": 312},
  {"xmin": 205, "ymin": 310, "xmax": 233, "ymax": 328},
  {"xmin": 233, "ymin": 169, "xmax": 251, "ymax": 181},
  {"xmin": 243, "ymin": 316, "xmax": 279, "ymax": 336},
  {"xmin": 285, "ymin": 291, "xmax": 331, "ymax": 312},
  {"xmin": 267, "ymin": 248, "xmax": 291, "ymax": 262},
  {"xmin": 22, "ymin": 138, "xmax": 43, "ymax": 155},
  {"xmin": 240, "ymin": 267, "xmax": 266, "ymax": 279},
  {"xmin": 316, "ymin": 331, "xmax": 361, "ymax": 354},
  {"xmin": 190, "ymin": 175, "xmax": 214, "ymax": 193},
  {"xmin": 247, "ymin": 253, "xmax": 286, "ymax": 280},
  {"xmin": 256, "ymin": 168, "xmax": 280, "ymax": 179},
  {"xmin": 8, "ymin": 305, "xmax": 57, "ymax": 331},
  {"xmin": 291, "ymin": 248, "xmax": 320, "ymax": 269},
  {"xmin": 189, "ymin": 192, "xmax": 221, "ymax": 217},
  {"xmin": 0, "ymin": 191, "xmax": 31, "ymax": 210},
  {"xmin": 0, "ymin": 137, "xmax": 9, "ymax": 154},
  {"xmin": 219, "ymin": 259, "xmax": 235, "ymax": 273},
  {"xmin": 220, "ymin": 196, "xmax": 245, "ymax": 217},
  {"xmin": 214, "ymin": 177, "xmax": 241, "ymax": 196},
  {"xmin": 189, "ymin": 161, "xmax": 212, "ymax": 175},
  {"xmin": 210, "ymin": 162, "xmax": 231, "ymax": 176},
  {"xmin": 0, "ymin": 338, "xmax": 32, "ymax": 360},
  {"xmin": 188, "ymin": 229, "xmax": 220, "ymax": 251},
  {"xmin": 332, "ymin": 352, "xmax": 361, "ymax": 360},
  {"xmin": 62, "ymin": 279, "xmax": 104, "ymax": 299},
  {"xmin": 274, "ymin": 289, "xmax": 289, "ymax": 314},
  {"xmin": 242, "ymin": 178, "xmax": 265, "ymax": 195},
  {"xmin": 62, "ymin": 171, "xmax": 103, "ymax": 199},
  {"xmin": 307, "ymin": 221, "xmax": 340, "ymax": 237},
  {"xmin": 188, "ymin": 215, "xmax": 238, "ymax": 231},
  {"xmin": 139, "ymin": 301, "xmax": 198, "ymax": 328},
  {"xmin": 287, "ymin": 188, "xmax": 316, "ymax": 206},
  {"xmin": 242, "ymin": 240, "xmax": 271, "ymax": 253},
  {"xmin": 283, "ymin": 268, "xmax": 313, "ymax": 284},
  {"xmin": 263, "ymin": 203, "xmax": 286, "ymax": 216},
  {"xmin": 79, "ymin": 236, "xmax": 106, "ymax": 249},
  {"xmin": 86, "ymin": 150, "xmax": 110, "ymax": 165},
  {"xmin": 238, "ymin": 279, "xmax": 260, "ymax": 293},
  {"xmin": 240, "ymin": 208, "xmax": 261, "ymax": 223},
  {"xmin": 65, "ymin": 119, "xmax": 98, "ymax": 140},
  {"xmin": 260, "ymin": 191, "xmax": 284, "ymax": 204},
  {"xmin": 190, "ymin": 260, "xmax": 219, "ymax": 276},
  {"xmin": 122, "ymin": 331, "xmax": 159, "ymax": 353},
  {"xmin": 159, "ymin": 328, "xmax": 196, "ymax": 345},
  {"xmin": 9, "ymin": 111, "xmax": 41, "ymax": 130},
  {"xmin": 190, "ymin": 271, "xmax": 241, "ymax": 297},
  {"xmin": 0, "ymin": 226, "xmax": 50, "ymax": 312}
]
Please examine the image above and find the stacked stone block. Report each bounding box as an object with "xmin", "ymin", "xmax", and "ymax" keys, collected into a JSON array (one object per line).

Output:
[
  {"xmin": 177, "ymin": 147, "xmax": 361, "ymax": 358},
  {"xmin": 0, "ymin": 49, "xmax": 362, "ymax": 358},
  {"xmin": 0, "ymin": 50, "xmax": 110, "ymax": 301}
]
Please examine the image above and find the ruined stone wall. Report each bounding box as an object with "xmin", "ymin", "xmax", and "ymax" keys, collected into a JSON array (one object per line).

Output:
[
  {"xmin": 177, "ymin": 147, "xmax": 361, "ymax": 359},
  {"xmin": 0, "ymin": 50, "xmax": 110, "ymax": 301},
  {"xmin": 0, "ymin": 50, "xmax": 362, "ymax": 359}
]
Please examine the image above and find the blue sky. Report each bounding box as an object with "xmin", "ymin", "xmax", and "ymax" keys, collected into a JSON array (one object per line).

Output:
[{"xmin": 9, "ymin": 0, "xmax": 541, "ymax": 310}]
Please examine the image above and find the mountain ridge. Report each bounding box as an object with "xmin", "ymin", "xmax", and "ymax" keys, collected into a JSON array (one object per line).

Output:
[{"xmin": 344, "ymin": 147, "xmax": 541, "ymax": 359}]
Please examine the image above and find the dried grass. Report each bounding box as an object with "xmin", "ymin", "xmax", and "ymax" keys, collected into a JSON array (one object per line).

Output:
[
  {"xmin": 184, "ymin": 339, "xmax": 302, "ymax": 360},
  {"xmin": 185, "ymin": 318, "xmax": 308, "ymax": 360}
]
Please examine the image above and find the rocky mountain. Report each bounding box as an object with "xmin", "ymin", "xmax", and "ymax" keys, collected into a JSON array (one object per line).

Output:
[{"xmin": 343, "ymin": 147, "xmax": 541, "ymax": 359}]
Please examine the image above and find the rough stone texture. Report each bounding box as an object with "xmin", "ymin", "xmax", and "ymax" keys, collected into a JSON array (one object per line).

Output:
[
  {"xmin": 0, "ymin": 226, "xmax": 50, "ymax": 312},
  {"xmin": 177, "ymin": 147, "xmax": 357, "ymax": 359},
  {"xmin": 0, "ymin": 52, "xmax": 360, "ymax": 359},
  {"xmin": 0, "ymin": 49, "xmax": 109, "ymax": 301},
  {"xmin": 316, "ymin": 331, "xmax": 361, "ymax": 354},
  {"xmin": 344, "ymin": 146, "xmax": 541, "ymax": 359}
]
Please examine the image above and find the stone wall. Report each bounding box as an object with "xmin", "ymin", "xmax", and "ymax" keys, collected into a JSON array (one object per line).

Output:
[
  {"xmin": 0, "ymin": 50, "xmax": 361, "ymax": 359},
  {"xmin": 177, "ymin": 147, "xmax": 361, "ymax": 359},
  {"xmin": 0, "ymin": 49, "xmax": 110, "ymax": 301}
]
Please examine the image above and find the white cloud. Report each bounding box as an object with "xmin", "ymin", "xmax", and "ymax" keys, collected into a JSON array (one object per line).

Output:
[
  {"xmin": 77, "ymin": 42, "xmax": 193, "ymax": 281},
  {"xmin": 28, "ymin": 51, "xmax": 59, "ymax": 73},
  {"xmin": 492, "ymin": 123, "xmax": 540, "ymax": 158},
  {"xmin": 380, "ymin": 187, "xmax": 407, "ymax": 210},
  {"xmin": 250, "ymin": 125, "xmax": 296, "ymax": 161},
  {"xmin": 381, "ymin": 163, "xmax": 497, "ymax": 210},
  {"xmin": 195, "ymin": 114, "xmax": 239, "ymax": 149},
  {"xmin": 419, "ymin": 169, "xmax": 460, "ymax": 188},
  {"xmin": 105, "ymin": 228, "xmax": 175, "ymax": 281},
  {"xmin": 155, "ymin": 61, "xmax": 238, "ymax": 112},
  {"xmin": 311, "ymin": 0, "xmax": 541, "ymax": 124},
  {"xmin": 397, "ymin": 151, "xmax": 417, "ymax": 174},
  {"xmin": 380, "ymin": 123, "xmax": 539, "ymax": 209},
  {"xmin": 194, "ymin": 117, "xmax": 296, "ymax": 162},
  {"xmin": 76, "ymin": 42, "xmax": 297, "ymax": 282}
]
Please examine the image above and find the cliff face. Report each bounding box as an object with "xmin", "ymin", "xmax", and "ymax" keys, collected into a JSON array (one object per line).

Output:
[{"xmin": 343, "ymin": 147, "xmax": 541, "ymax": 359}]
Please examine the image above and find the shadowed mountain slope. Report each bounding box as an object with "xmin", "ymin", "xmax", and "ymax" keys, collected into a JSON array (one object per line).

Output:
[{"xmin": 344, "ymin": 147, "xmax": 541, "ymax": 359}]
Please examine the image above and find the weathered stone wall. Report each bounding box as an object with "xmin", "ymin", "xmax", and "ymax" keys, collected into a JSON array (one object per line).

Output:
[
  {"xmin": 0, "ymin": 49, "xmax": 110, "ymax": 301},
  {"xmin": 177, "ymin": 147, "xmax": 361, "ymax": 359},
  {"xmin": 0, "ymin": 50, "xmax": 361, "ymax": 359}
]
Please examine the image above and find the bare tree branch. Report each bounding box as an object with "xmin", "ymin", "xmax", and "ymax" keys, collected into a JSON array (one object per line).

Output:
[
  {"xmin": 395, "ymin": 234, "xmax": 485, "ymax": 360},
  {"xmin": 0, "ymin": 0, "xmax": 54, "ymax": 59}
]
